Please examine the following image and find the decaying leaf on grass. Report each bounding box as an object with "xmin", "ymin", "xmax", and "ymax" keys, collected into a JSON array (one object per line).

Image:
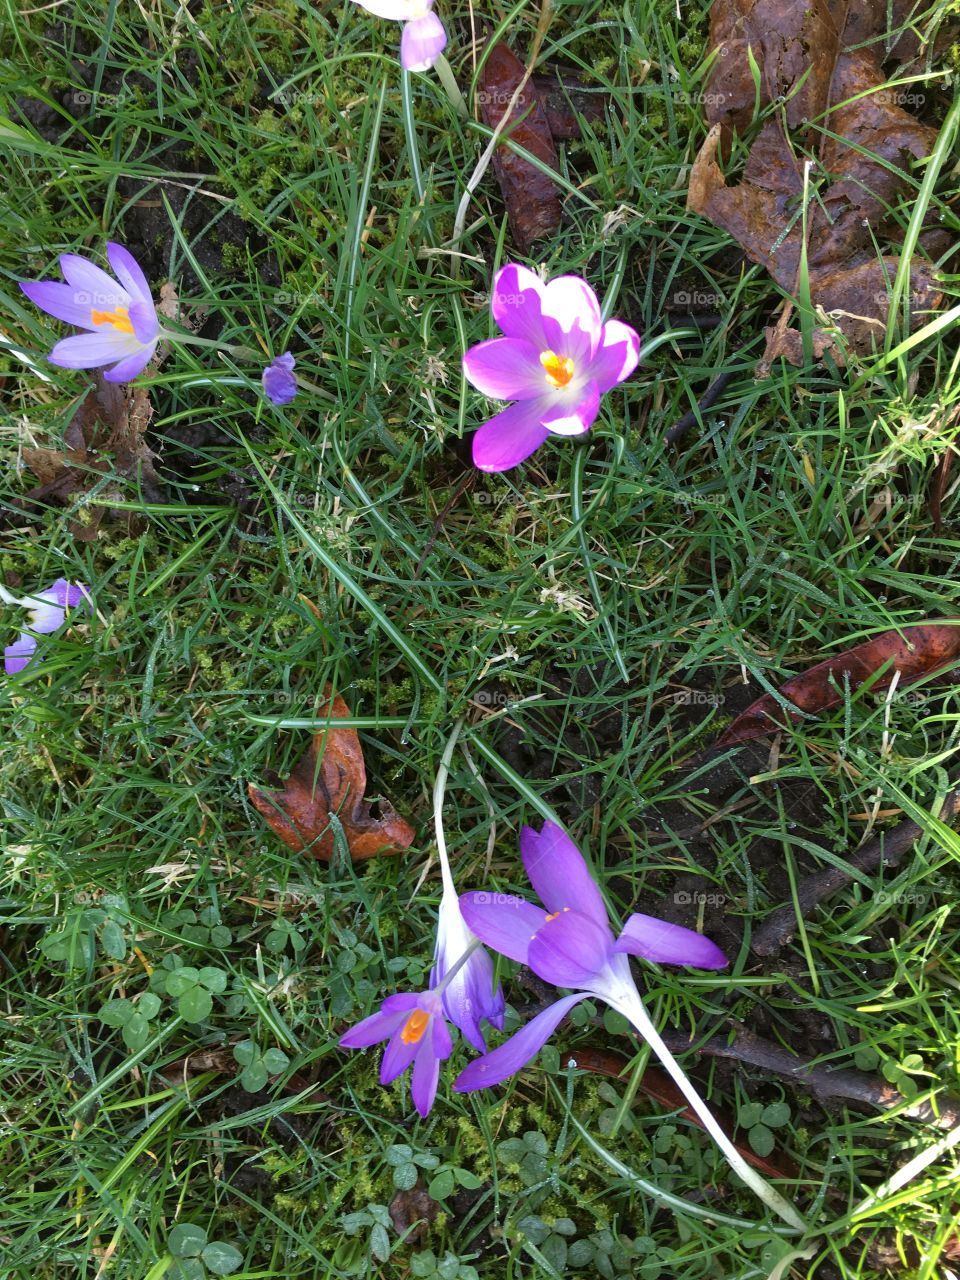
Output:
[
  {"xmin": 15, "ymin": 373, "xmax": 162, "ymax": 540},
  {"xmin": 686, "ymin": 0, "xmax": 951, "ymax": 365},
  {"xmin": 478, "ymin": 41, "xmax": 563, "ymax": 252},
  {"xmin": 717, "ymin": 622, "xmax": 960, "ymax": 746},
  {"xmin": 249, "ymin": 688, "xmax": 416, "ymax": 860}
]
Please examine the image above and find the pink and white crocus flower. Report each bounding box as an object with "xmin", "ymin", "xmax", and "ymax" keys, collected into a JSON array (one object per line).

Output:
[
  {"xmin": 20, "ymin": 242, "xmax": 159, "ymax": 383},
  {"xmin": 350, "ymin": 0, "xmax": 447, "ymax": 72},
  {"xmin": 463, "ymin": 264, "xmax": 641, "ymax": 472},
  {"xmin": 2, "ymin": 579, "xmax": 90, "ymax": 675}
]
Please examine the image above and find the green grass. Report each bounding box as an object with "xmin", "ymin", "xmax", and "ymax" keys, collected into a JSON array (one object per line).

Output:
[{"xmin": 2, "ymin": 0, "xmax": 960, "ymax": 1276}]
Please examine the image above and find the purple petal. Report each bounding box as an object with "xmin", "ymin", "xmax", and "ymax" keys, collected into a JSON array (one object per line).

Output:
[
  {"xmin": 102, "ymin": 346, "xmax": 156, "ymax": 383},
  {"xmin": 381, "ymin": 991, "xmax": 424, "ymax": 1014},
  {"xmin": 127, "ymin": 299, "xmax": 159, "ymax": 345},
  {"xmin": 471, "ymin": 398, "xmax": 551, "ymax": 472},
  {"xmin": 339, "ymin": 1005, "xmax": 409, "ymax": 1049},
  {"xmin": 541, "ymin": 276, "xmax": 602, "ymax": 363},
  {"xmin": 527, "ymin": 909, "xmax": 613, "ymax": 988},
  {"xmin": 453, "ymin": 993, "xmax": 589, "ymax": 1091},
  {"xmin": 106, "ymin": 242, "xmax": 153, "ymax": 307},
  {"xmin": 49, "ymin": 331, "xmax": 137, "ymax": 369},
  {"xmin": 520, "ymin": 822, "xmax": 608, "ymax": 928},
  {"xmin": 540, "ymin": 379, "xmax": 600, "ymax": 436},
  {"xmin": 614, "ymin": 913, "xmax": 728, "ymax": 970},
  {"xmin": 459, "ymin": 891, "xmax": 546, "ymax": 964},
  {"xmin": 491, "ymin": 264, "xmax": 549, "ymax": 348},
  {"xmin": 263, "ymin": 352, "xmax": 298, "ymax": 406},
  {"xmin": 380, "ymin": 1026, "xmax": 421, "ymax": 1084},
  {"xmin": 4, "ymin": 635, "xmax": 37, "ymax": 675},
  {"xmin": 58, "ymin": 254, "xmax": 130, "ymax": 310},
  {"xmin": 19, "ymin": 281, "xmax": 100, "ymax": 330},
  {"xmin": 440, "ymin": 946, "xmax": 505, "ymax": 1051},
  {"xmin": 400, "ymin": 11, "xmax": 446, "ymax": 72},
  {"xmin": 590, "ymin": 319, "xmax": 641, "ymax": 393},
  {"xmin": 462, "ymin": 337, "xmax": 547, "ymax": 401},
  {"xmin": 43, "ymin": 579, "xmax": 87, "ymax": 611},
  {"xmin": 410, "ymin": 1037, "xmax": 442, "ymax": 1116}
]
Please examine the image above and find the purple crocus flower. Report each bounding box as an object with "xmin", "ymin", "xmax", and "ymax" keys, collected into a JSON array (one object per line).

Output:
[
  {"xmin": 339, "ymin": 989, "xmax": 452, "ymax": 1117},
  {"xmin": 453, "ymin": 821, "xmax": 726, "ymax": 1091},
  {"xmin": 462, "ymin": 264, "xmax": 641, "ymax": 472},
  {"xmin": 2, "ymin": 579, "xmax": 90, "ymax": 675},
  {"xmin": 431, "ymin": 870, "xmax": 505, "ymax": 1052},
  {"xmin": 340, "ymin": 894, "xmax": 504, "ymax": 1116},
  {"xmin": 262, "ymin": 351, "xmax": 298, "ymax": 406},
  {"xmin": 350, "ymin": 0, "xmax": 447, "ymax": 72},
  {"xmin": 19, "ymin": 243, "xmax": 159, "ymax": 382}
]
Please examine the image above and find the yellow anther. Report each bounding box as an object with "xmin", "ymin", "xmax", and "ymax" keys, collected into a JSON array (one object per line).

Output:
[
  {"xmin": 540, "ymin": 350, "xmax": 575, "ymax": 389},
  {"xmin": 543, "ymin": 907, "xmax": 570, "ymax": 924},
  {"xmin": 401, "ymin": 1009, "xmax": 430, "ymax": 1044},
  {"xmin": 90, "ymin": 306, "xmax": 134, "ymax": 335}
]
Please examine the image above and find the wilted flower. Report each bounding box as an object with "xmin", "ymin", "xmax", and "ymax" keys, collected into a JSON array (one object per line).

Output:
[
  {"xmin": 350, "ymin": 0, "xmax": 447, "ymax": 72},
  {"xmin": 20, "ymin": 243, "xmax": 159, "ymax": 382},
  {"xmin": 454, "ymin": 821, "xmax": 726, "ymax": 1091},
  {"xmin": 262, "ymin": 351, "xmax": 298, "ymax": 405},
  {"xmin": 2, "ymin": 579, "xmax": 90, "ymax": 675},
  {"xmin": 432, "ymin": 872, "xmax": 505, "ymax": 1052},
  {"xmin": 462, "ymin": 264, "xmax": 641, "ymax": 472}
]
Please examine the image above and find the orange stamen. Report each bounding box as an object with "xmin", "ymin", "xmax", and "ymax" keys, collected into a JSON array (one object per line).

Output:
[
  {"xmin": 540, "ymin": 350, "xmax": 575, "ymax": 389},
  {"xmin": 90, "ymin": 306, "xmax": 134, "ymax": 335},
  {"xmin": 401, "ymin": 1009, "xmax": 430, "ymax": 1044},
  {"xmin": 543, "ymin": 907, "xmax": 570, "ymax": 924}
]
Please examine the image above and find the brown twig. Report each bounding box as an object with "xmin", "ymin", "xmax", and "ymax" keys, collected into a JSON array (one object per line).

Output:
[
  {"xmin": 751, "ymin": 780, "xmax": 960, "ymax": 955},
  {"xmin": 663, "ymin": 371, "xmax": 735, "ymax": 446}
]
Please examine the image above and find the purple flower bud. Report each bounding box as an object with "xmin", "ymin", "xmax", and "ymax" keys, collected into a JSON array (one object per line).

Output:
[{"xmin": 262, "ymin": 352, "xmax": 297, "ymax": 406}]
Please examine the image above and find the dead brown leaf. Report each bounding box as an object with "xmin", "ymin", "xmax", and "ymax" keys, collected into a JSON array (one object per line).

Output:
[
  {"xmin": 479, "ymin": 41, "xmax": 563, "ymax": 253},
  {"xmin": 687, "ymin": 0, "xmax": 950, "ymax": 365},
  {"xmin": 717, "ymin": 621, "xmax": 960, "ymax": 746},
  {"xmin": 248, "ymin": 688, "xmax": 416, "ymax": 860},
  {"xmin": 17, "ymin": 373, "xmax": 162, "ymax": 540}
]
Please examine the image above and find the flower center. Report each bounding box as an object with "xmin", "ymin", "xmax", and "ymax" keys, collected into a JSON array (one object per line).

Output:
[
  {"xmin": 401, "ymin": 1009, "xmax": 430, "ymax": 1044},
  {"xmin": 540, "ymin": 350, "xmax": 575, "ymax": 389},
  {"xmin": 90, "ymin": 306, "xmax": 134, "ymax": 335}
]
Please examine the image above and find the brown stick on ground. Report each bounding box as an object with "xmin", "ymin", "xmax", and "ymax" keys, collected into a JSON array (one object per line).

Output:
[
  {"xmin": 751, "ymin": 781, "xmax": 960, "ymax": 956},
  {"xmin": 663, "ymin": 371, "xmax": 735, "ymax": 445}
]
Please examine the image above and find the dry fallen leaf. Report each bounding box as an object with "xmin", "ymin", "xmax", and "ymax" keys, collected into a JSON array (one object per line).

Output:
[
  {"xmin": 687, "ymin": 0, "xmax": 950, "ymax": 365},
  {"xmin": 479, "ymin": 41, "xmax": 563, "ymax": 253},
  {"xmin": 248, "ymin": 688, "xmax": 416, "ymax": 860},
  {"xmin": 17, "ymin": 373, "xmax": 162, "ymax": 540},
  {"xmin": 716, "ymin": 622, "xmax": 960, "ymax": 746}
]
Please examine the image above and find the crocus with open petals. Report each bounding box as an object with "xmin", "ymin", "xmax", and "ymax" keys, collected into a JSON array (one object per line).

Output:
[
  {"xmin": 262, "ymin": 351, "xmax": 297, "ymax": 406},
  {"xmin": 339, "ymin": 988, "xmax": 452, "ymax": 1117},
  {"xmin": 3, "ymin": 579, "xmax": 90, "ymax": 675},
  {"xmin": 20, "ymin": 243, "xmax": 159, "ymax": 382},
  {"xmin": 350, "ymin": 0, "xmax": 447, "ymax": 72},
  {"xmin": 454, "ymin": 821, "xmax": 726, "ymax": 1091},
  {"xmin": 462, "ymin": 264, "xmax": 641, "ymax": 472}
]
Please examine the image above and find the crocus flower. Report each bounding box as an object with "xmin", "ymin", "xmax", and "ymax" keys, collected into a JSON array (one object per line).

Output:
[
  {"xmin": 432, "ymin": 867, "xmax": 505, "ymax": 1052},
  {"xmin": 454, "ymin": 821, "xmax": 726, "ymax": 1091},
  {"xmin": 262, "ymin": 351, "xmax": 298, "ymax": 405},
  {"xmin": 462, "ymin": 264, "xmax": 641, "ymax": 472},
  {"xmin": 20, "ymin": 243, "xmax": 159, "ymax": 382},
  {"xmin": 339, "ymin": 988, "xmax": 453, "ymax": 1117},
  {"xmin": 2, "ymin": 579, "xmax": 90, "ymax": 675},
  {"xmin": 350, "ymin": 0, "xmax": 447, "ymax": 72}
]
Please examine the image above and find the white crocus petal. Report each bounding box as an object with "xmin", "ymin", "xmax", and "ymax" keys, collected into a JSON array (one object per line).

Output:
[{"xmin": 351, "ymin": 0, "xmax": 429, "ymax": 19}]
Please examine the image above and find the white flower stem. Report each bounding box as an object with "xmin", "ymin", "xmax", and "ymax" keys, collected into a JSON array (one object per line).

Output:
[
  {"xmin": 432, "ymin": 715, "xmax": 465, "ymax": 902},
  {"xmin": 611, "ymin": 986, "xmax": 808, "ymax": 1233}
]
